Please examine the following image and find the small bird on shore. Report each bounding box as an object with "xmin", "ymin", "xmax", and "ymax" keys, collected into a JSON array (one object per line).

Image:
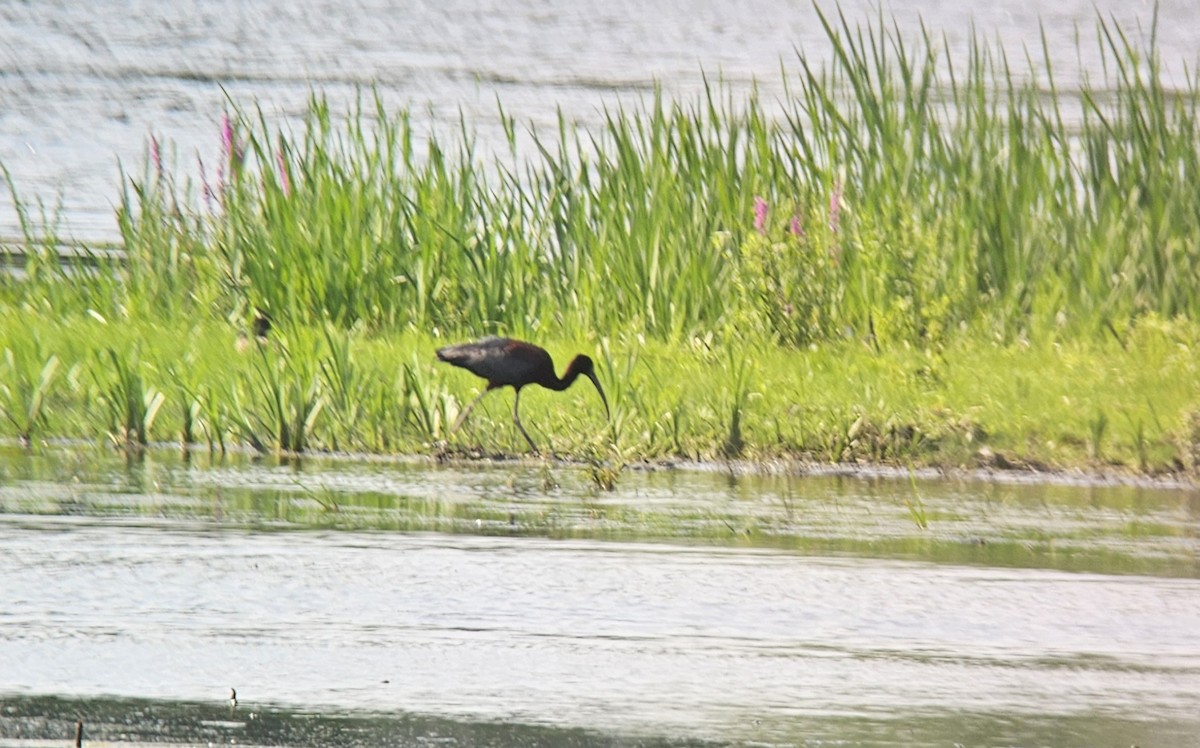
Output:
[
  {"xmin": 235, "ymin": 308, "xmax": 272, "ymax": 353},
  {"xmin": 252, "ymin": 308, "xmax": 272, "ymax": 341},
  {"xmin": 436, "ymin": 337, "xmax": 609, "ymax": 452}
]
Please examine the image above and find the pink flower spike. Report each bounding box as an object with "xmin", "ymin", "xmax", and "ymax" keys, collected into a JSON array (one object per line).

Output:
[
  {"xmin": 220, "ymin": 113, "xmax": 234, "ymax": 160},
  {"xmin": 753, "ymin": 196, "xmax": 769, "ymax": 234},
  {"xmin": 829, "ymin": 178, "xmax": 843, "ymax": 234},
  {"xmin": 276, "ymin": 148, "xmax": 291, "ymax": 197},
  {"xmin": 789, "ymin": 213, "xmax": 804, "ymax": 238},
  {"xmin": 220, "ymin": 112, "xmax": 246, "ymax": 177}
]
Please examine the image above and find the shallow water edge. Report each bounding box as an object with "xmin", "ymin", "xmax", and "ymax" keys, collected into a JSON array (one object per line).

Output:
[{"xmin": 3, "ymin": 445, "xmax": 1199, "ymax": 747}]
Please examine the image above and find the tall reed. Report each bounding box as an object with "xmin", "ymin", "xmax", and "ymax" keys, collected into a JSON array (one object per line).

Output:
[{"xmin": 4, "ymin": 10, "xmax": 1197, "ymax": 349}]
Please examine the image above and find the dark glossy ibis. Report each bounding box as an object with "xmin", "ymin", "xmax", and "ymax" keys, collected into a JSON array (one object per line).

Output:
[{"xmin": 436, "ymin": 336, "xmax": 610, "ymax": 452}]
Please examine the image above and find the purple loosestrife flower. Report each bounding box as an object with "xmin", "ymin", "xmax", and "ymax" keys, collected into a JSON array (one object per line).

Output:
[
  {"xmin": 219, "ymin": 112, "xmax": 245, "ymax": 172},
  {"xmin": 789, "ymin": 212, "xmax": 804, "ymax": 238},
  {"xmin": 220, "ymin": 113, "xmax": 235, "ymax": 161},
  {"xmin": 828, "ymin": 178, "xmax": 843, "ymax": 234},
  {"xmin": 753, "ymin": 196, "xmax": 769, "ymax": 234},
  {"xmin": 828, "ymin": 178, "xmax": 845, "ymax": 266},
  {"xmin": 217, "ymin": 113, "xmax": 246, "ymax": 206},
  {"xmin": 223, "ymin": 114, "xmax": 243, "ymax": 165}
]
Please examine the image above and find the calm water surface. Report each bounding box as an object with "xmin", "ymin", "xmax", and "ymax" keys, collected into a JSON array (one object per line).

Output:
[
  {"xmin": 1, "ymin": 446, "xmax": 1198, "ymax": 746},
  {"xmin": 2, "ymin": 0, "xmax": 1200, "ymax": 243}
]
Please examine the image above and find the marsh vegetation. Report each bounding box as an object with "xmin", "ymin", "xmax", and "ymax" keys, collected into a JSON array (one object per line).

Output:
[{"xmin": 2, "ymin": 10, "xmax": 1198, "ymax": 473}]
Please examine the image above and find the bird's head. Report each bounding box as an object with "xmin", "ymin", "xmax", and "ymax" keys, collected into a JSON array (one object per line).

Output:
[{"xmin": 568, "ymin": 355, "xmax": 610, "ymax": 420}]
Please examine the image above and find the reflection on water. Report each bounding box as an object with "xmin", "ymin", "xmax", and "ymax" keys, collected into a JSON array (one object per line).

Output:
[
  {"xmin": 2, "ymin": 445, "xmax": 1196, "ymax": 577},
  {"xmin": 1, "ymin": 446, "xmax": 1199, "ymax": 747}
]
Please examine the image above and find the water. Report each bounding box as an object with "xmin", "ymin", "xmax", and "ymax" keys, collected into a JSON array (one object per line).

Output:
[
  {"xmin": 1, "ymin": 446, "xmax": 1199, "ymax": 746},
  {"xmin": 3, "ymin": 0, "xmax": 1200, "ymax": 244}
]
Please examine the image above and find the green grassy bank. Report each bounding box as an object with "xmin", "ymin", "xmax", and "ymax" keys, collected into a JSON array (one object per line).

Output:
[
  {"xmin": 2, "ymin": 9, "xmax": 1199, "ymax": 475},
  {"xmin": 1, "ymin": 313, "xmax": 1199, "ymax": 473}
]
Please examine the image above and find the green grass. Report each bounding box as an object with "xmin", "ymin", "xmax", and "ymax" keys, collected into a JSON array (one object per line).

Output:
[
  {"xmin": 1, "ymin": 9, "xmax": 1199, "ymax": 474},
  {"xmin": 0, "ymin": 309, "xmax": 1197, "ymax": 474}
]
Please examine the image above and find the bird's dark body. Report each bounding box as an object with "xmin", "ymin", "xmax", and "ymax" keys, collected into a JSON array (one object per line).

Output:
[
  {"xmin": 436, "ymin": 336, "xmax": 609, "ymax": 451},
  {"xmin": 436, "ymin": 337, "xmax": 558, "ymax": 390}
]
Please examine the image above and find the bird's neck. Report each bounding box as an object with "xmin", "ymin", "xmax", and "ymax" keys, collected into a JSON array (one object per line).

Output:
[{"xmin": 544, "ymin": 360, "xmax": 584, "ymax": 391}]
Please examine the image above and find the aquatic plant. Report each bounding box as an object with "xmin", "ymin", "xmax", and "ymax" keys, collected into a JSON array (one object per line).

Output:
[
  {"xmin": 397, "ymin": 356, "xmax": 452, "ymax": 443},
  {"xmin": 318, "ymin": 325, "xmax": 370, "ymax": 451},
  {"xmin": 93, "ymin": 348, "xmax": 165, "ymax": 449},
  {"xmin": 116, "ymin": 135, "xmax": 217, "ymax": 322},
  {"xmin": 903, "ymin": 472, "xmax": 929, "ymax": 530},
  {"xmin": 0, "ymin": 346, "xmax": 62, "ymax": 444},
  {"xmin": 234, "ymin": 342, "xmax": 326, "ymax": 454},
  {"xmin": 588, "ymin": 458, "xmax": 624, "ymax": 492},
  {"xmin": 721, "ymin": 348, "xmax": 755, "ymax": 457}
]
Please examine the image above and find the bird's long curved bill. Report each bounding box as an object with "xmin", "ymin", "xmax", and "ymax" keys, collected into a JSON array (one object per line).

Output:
[{"xmin": 586, "ymin": 371, "xmax": 611, "ymax": 420}]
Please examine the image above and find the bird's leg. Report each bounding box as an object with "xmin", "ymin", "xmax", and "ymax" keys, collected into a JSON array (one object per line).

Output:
[
  {"xmin": 512, "ymin": 387, "xmax": 539, "ymax": 453},
  {"xmin": 448, "ymin": 387, "xmax": 492, "ymax": 438}
]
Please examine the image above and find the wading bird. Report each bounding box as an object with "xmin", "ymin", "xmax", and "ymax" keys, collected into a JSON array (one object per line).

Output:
[{"xmin": 436, "ymin": 336, "xmax": 610, "ymax": 452}]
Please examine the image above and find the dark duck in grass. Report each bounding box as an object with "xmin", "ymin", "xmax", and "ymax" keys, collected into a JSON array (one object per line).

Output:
[{"xmin": 436, "ymin": 336, "xmax": 610, "ymax": 452}]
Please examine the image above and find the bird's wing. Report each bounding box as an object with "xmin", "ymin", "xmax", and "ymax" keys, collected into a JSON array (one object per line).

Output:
[{"xmin": 437, "ymin": 337, "xmax": 549, "ymax": 387}]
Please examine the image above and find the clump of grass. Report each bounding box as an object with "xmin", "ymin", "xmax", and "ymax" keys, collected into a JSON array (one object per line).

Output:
[
  {"xmin": 1128, "ymin": 416, "xmax": 1149, "ymax": 473},
  {"xmin": 2, "ymin": 192, "xmax": 134, "ymax": 340},
  {"xmin": 1180, "ymin": 408, "xmax": 1200, "ymax": 474},
  {"xmin": 721, "ymin": 349, "xmax": 755, "ymax": 457},
  {"xmin": 589, "ymin": 461, "xmax": 623, "ymax": 492},
  {"xmin": 117, "ymin": 135, "xmax": 216, "ymax": 320},
  {"xmin": 1089, "ymin": 409, "xmax": 1109, "ymax": 461},
  {"xmin": 93, "ymin": 348, "xmax": 165, "ymax": 450},
  {"xmin": 592, "ymin": 337, "xmax": 639, "ymax": 450},
  {"xmin": 191, "ymin": 383, "xmax": 230, "ymax": 453},
  {"xmin": 398, "ymin": 356, "xmax": 454, "ymax": 444},
  {"xmin": 664, "ymin": 394, "xmax": 690, "ymax": 457},
  {"xmin": 0, "ymin": 346, "xmax": 62, "ymax": 444},
  {"xmin": 584, "ymin": 444, "xmax": 628, "ymax": 491},
  {"xmin": 172, "ymin": 383, "xmax": 201, "ymax": 448},
  {"xmin": 234, "ymin": 345, "xmax": 326, "ymax": 454},
  {"xmin": 318, "ymin": 324, "xmax": 374, "ymax": 451},
  {"xmin": 904, "ymin": 471, "xmax": 929, "ymax": 530}
]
